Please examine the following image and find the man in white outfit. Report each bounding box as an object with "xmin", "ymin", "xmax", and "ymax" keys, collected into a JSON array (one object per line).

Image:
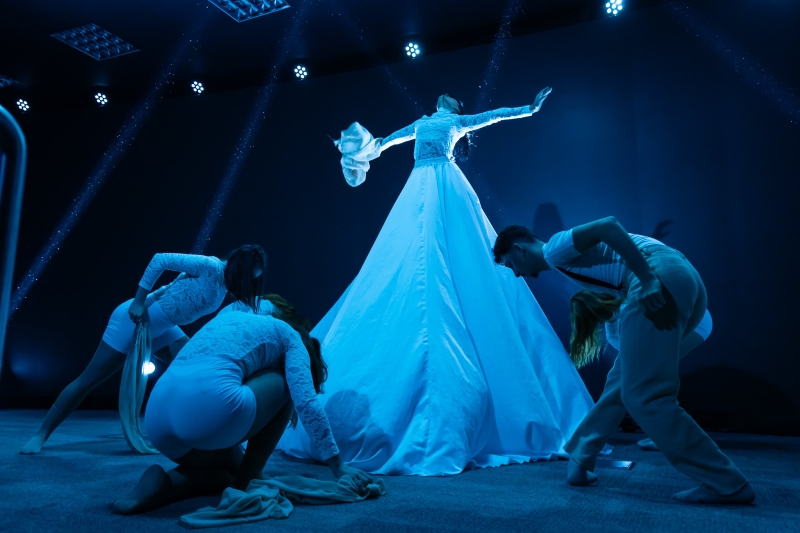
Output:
[{"xmin": 493, "ymin": 216, "xmax": 755, "ymax": 504}]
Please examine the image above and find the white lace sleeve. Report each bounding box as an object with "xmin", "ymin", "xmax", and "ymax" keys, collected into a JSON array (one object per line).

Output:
[
  {"xmin": 279, "ymin": 322, "xmax": 339, "ymax": 460},
  {"xmin": 139, "ymin": 254, "xmax": 219, "ymax": 291},
  {"xmin": 458, "ymin": 106, "xmax": 534, "ymax": 133},
  {"xmin": 380, "ymin": 123, "xmax": 416, "ymax": 152}
]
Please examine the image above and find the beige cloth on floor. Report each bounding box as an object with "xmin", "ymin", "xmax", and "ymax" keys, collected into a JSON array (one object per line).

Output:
[
  {"xmin": 119, "ymin": 322, "xmax": 158, "ymax": 454},
  {"xmin": 178, "ymin": 475, "xmax": 388, "ymax": 529}
]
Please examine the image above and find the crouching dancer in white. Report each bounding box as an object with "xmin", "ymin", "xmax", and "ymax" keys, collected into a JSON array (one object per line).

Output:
[
  {"xmin": 493, "ymin": 219, "xmax": 754, "ymax": 504},
  {"xmin": 114, "ymin": 311, "xmax": 373, "ymax": 514},
  {"xmin": 20, "ymin": 245, "xmax": 267, "ymax": 455}
]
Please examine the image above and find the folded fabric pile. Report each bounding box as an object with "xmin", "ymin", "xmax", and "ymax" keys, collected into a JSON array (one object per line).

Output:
[{"xmin": 179, "ymin": 475, "xmax": 388, "ymax": 529}]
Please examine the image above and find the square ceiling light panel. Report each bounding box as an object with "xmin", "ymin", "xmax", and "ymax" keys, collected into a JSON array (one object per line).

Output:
[
  {"xmin": 51, "ymin": 24, "xmax": 139, "ymax": 61},
  {"xmin": 208, "ymin": 0, "xmax": 291, "ymax": 22}
]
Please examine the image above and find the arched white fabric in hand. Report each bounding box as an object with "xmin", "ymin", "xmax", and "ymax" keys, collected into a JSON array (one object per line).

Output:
[
  {"xmin": 119, "ymin": 322, "xmax": 158, "ymax": 454},
  {"xmin": 333, "ymin": 122, "xmax": 382, "ymax": 187}
]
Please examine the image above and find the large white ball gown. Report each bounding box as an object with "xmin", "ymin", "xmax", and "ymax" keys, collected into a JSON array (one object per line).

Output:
[{"xmin": 278, "ymin": 105, "xmax": 597, "ymax": 475}]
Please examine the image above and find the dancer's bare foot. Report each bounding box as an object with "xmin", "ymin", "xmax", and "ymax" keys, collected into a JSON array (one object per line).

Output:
[
  {"xmin": 113, "ymin": 464, "xmax": 173, "ymax": 515},
  {"xmin": 567, "ymin": 457, "xmax": 597, "ymax": 486},
  {"xmin": 637, "ymin": 437, "xmax": 660, "ymax": 452},
  {"xmin": 673, "ymin": 482, "xmax": 756, "ymax": 504},
  {"xmin": 20, "ymin": 435, "xmax": 47, "ymax": 455}
]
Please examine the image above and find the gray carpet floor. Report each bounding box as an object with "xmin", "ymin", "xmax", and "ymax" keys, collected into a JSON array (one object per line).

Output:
[{"xmin": 1, "ymin": 409, "xmax": 799, "ymax": 533}]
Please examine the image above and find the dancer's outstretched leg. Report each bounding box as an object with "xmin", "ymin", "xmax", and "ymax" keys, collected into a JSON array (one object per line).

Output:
[
  {"xmin": 20, "ymin": 341, "xmax": 126, "ymax": 454},
  {"xmin": 564, "ymin": 357, "xmax": 626, "ymax": 486}
]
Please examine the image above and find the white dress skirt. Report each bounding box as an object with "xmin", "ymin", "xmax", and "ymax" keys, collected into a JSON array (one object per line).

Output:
[{"xmin": 279, "ymin": 108, "xmax": 598, "ymax": 475}]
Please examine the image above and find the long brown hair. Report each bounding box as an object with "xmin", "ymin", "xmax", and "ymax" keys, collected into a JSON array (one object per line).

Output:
[
  {"xmin": 260, "ymin": 294, "xmax": 328, "ymax": 428},
  {"xmin": 569, "ymin": 290, "xmax": 625, "ymax": 368}
]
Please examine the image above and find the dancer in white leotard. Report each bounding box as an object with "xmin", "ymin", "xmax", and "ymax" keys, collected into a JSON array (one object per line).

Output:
[
  {"xmin": 20, "ymin": 245, "xmax": 266, "ymax": 455},
  {"xmin": 114, "ymin": 310, "xmax": 372, "ymax": 514}
]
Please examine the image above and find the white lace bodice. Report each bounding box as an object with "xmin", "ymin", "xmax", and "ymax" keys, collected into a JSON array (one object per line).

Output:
[
  {"xmin": 140, "ymin": 253, "xmax": 228, "ymax": 326},
  {"xmin": 381, "ymin": 107, "xmax": 534, "ymax": 162},
  {"xmin": 172, "ymin": 312, "xmax": 339, "ymax": 460}
]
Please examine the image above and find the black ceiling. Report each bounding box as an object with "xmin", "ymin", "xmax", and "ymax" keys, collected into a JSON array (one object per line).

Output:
[{"xmin": 0, "ymin": 0, "xmax": 665, "ymax": 110}]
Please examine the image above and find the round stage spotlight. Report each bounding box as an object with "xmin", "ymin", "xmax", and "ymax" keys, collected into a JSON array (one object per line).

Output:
[
  {"xmin": 606, "ymin": 0, "xmax": 623, "ymax": 15},
  {"xmin": 294, "ymin": 65, "xmax": 307, "ymax": 79},
  {"xmin": 191, "ymin": 81, "xmax": 204, "ymax": 94},
  {"xmin": 142, "ymin": 361, "xmax": 155, "ymax": 375},
  {"xmin": 405, "ymin": 42, "xmax": 420, "ymax": 58},
  {"xmin": 95, "ymin": 93, "xmax": 108, "ymax": 106},
  {"xmin": 16, "ymin": 99, "xmax": 29, "ymax": 112}
]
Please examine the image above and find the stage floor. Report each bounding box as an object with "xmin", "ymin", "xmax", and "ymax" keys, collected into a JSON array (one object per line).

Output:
[{"xmin": 1, "ymin": 409, "xmax": 799, "ymax": 532}]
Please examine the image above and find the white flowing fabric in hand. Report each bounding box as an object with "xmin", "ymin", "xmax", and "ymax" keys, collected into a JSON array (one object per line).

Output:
[
  {"xmin": 280, "ymin": 107, "xmax": 596, "ymax": 475},
  {"xmin": 334, "ymin": 122, "xmax": 382, "ymax": 187},
  {"xmin": 119, "ymin": 322, "xmax": 158, "ymax": 453}
]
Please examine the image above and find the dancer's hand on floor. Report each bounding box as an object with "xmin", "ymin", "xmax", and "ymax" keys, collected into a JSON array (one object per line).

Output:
[
  {"xmin": 128, "ymin": 301, "xmax": 146, "ymax": 324},
  {"xmin": 333, "ymin": 464, "xmax": 374, "ymax": 487},
  {"xmin": 532, "ymin": 87, "xmax": 552, "ymax": 112}
]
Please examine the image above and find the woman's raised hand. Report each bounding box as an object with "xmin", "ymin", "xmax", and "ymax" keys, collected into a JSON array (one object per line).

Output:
[{"xmin": 532, "ymin": 86, "xmax": 553, "ymax": 112}]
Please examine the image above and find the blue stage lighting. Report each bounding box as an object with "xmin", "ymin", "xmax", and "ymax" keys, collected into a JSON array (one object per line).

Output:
[
  {"xmin": 606, "ymin": 0, "xmax": 623, "ymax": 15},
  {"xmin": 51, "ymin": 24, "xmax": 139, "ymax": 61},
  {"xmin": 8, "ymin": 12, "xmax": 212, "ymax": 318},
  {"xmin": 95, "ymin": 93, "xmax": 108, "ymax": 106},
  {"xmin": 192, "ymin": 81, "xmax": 205, "ymax": 94},
  {"xmin": 16, "ymin": 100, "xmax": 29, "ymax": 112},
  {"xmin": 405, "ymin": 42, "xmax": 420, "ymax": 58},
  {"xmin": 192, "ymin": 1, "xmax": 310, "ymax": 254},
  {"xmin": 0, "ymin": 75, "xmax": 17, "ymax": 89},
  {"xmin": 293, "ymin": 65, "xmax": 307, "ymax": 79},
  {"xmin": 142, "ymin": 361, "xmax": 155, "ymax": 375},
  {"xmin": 208, "ymin": 0, "xmax": 290, "ymax": 23}
]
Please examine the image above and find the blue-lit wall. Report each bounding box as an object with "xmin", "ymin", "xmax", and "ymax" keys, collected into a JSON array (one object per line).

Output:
[{"xmin": 3, "ymin": 3, "xmax": 799, "ymax": 433}]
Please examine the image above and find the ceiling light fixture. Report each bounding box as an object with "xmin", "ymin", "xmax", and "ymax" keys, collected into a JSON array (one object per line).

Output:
[
  {"xmin": 208, "ymin": 0, "xmax": 291, "ymax": 23},
  {"xmin": 606, "ymin": 0, "xmax": 623, "ymax": 15},
  {"xmin": 51, "ymin": 23, "xmax": 139, "ymax": 61}
]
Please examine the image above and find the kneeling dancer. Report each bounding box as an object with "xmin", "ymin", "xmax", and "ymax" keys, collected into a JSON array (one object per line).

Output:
[
  {"xmin": 493, "ymin": 217, "xmax": 754, "ymax": 504},
  {"xmin": 114, "ymin": 310, "xmax": 372, "ymax": 514}
]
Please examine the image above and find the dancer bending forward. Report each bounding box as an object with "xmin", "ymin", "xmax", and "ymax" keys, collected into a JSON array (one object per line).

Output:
[
  {"xmin": 494, "ymin": 218, "xmax": 754, "ymax": 504},
  {"xmin": 20, "ymin": 245, "xmax": 266, "ymax": 454},
  {"xmin": 279, "ymin": 88, "xmax": 599, "ymax": 475},
  {"xmin": 114, "ymin": 310, "xmax": 372, "ymax": 514}
]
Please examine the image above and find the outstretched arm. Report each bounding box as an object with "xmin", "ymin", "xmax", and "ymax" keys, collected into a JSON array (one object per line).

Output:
[
  {"xmin": 458, "ymin": 86, "xmax": 552, "ymax": 132},
  {"xmin": 572, "ymin": 217, "xmax": 666, "ymax": 315},
  {"xmin": 129, "ymin": 254, "xmax": 218, "ymax": 322},
  {"xmin": 280, "ymin": 324, "xmax": 373, "ymax": 485},
  {"xmin": 379, "ymin": 123, "xmax": 416, "ymax": 153}
]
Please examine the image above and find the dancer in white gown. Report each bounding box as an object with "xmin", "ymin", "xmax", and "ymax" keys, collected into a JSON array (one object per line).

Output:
[{"xmin": 279, "ymin": 88, "xmax": 598, "ymax": 475}]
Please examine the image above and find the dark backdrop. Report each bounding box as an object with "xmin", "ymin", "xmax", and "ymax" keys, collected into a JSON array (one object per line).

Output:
[{"xmin": 2, "ymin": 2, "xmax": 799, "ymax": 434}]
